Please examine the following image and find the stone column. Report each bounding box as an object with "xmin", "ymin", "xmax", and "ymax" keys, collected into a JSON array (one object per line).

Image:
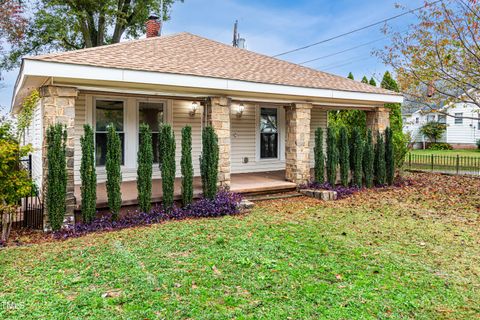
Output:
[
  {"xmin": 39, "ymin": 85, "xmax": 78, "ymax": 229},
  {"xmin": 366, "ymin": 107, "xmax": 390, "ymax": 135},
  {"xmin": 206, "ymin": 97, "xmax": 231, "ymax": 189},
  {"xmin": 285, "ymin": 103, "xmax": 312, "ymax": 185}
]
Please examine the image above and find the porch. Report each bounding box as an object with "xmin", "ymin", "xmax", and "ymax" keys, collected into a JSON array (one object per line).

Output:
[{"xmin": 73, "ymin": 170, "xmax": 296, "ymax": 209}]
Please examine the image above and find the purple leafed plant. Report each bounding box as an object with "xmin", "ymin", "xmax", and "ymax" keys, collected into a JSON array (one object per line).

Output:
[{"xmin": 53, "ymin": 191, "xmax": 242, "ymax": 240}]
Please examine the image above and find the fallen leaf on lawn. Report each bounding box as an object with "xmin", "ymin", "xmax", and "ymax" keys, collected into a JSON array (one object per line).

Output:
[
  {"xmin": 102, "ymin": 289, "xmax": 122, "ymax": 298},
  {"xmin": 335, "ymin": 274, "xmax": 342, "ymax": 280},
  {"xmin": 212, "ymin": 265, "xmax": 221, "ymax": 275}
]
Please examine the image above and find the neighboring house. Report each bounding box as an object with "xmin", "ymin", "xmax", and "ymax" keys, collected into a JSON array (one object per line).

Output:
[
  {"xmin": 403, "ymin": 102, "xmax": 480, "ymax": 149},
  {"xmin": 11, "ymin": 18, "xmax": 402, "ymax": 222}
]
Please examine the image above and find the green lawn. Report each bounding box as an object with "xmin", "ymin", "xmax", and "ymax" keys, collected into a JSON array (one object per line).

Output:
[
  {"xmin": 410, "ymin": 149, "xmax": 480, "ymax": 157},
  {"xmin": 1, "ymin": 173, "xmax": 479, "ymax": 319}
]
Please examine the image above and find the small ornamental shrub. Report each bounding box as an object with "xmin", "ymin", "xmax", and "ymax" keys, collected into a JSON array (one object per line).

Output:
[
  {"xmin": 80, "ymin": 124, "xmax": 97, "ymax": 224},
  {"xmin": 428, "ymin": 142, "xmax": 453, "ymax": 150},
  {"xmin": 200, "ymin": 126, "xmax": 219, "ymax": 199},
  {"xmin": 385, "ymin": 127, "xmax": 395, "ymax": 185},
  {"xmin": 137, "ymin": 123, "xmax": 153, "ymax": 213},
  {"xmin": 181, "ymin": 126, "xmax": 194, "ymax": 207},
  {"xmin": 46, "ymin": 123, "xmax": 67, "ymax": 231},
  {"xmin": 375, "ymin": 132, "xmax": 386, "ymax": 186},
  {"xmin": 159, "ymin": 124, "xmax": 176, "ymax": 209},
  {"xmin": 106, "ymin": 124, "xmax": 122, "ymax": 221},
  {"xmin": 363, "ymin": 129, "xmax": 375, "ymax": 188},
  {"xmin": 338, "ymin": 126, "xmax": 349, "ymax": 187},
  {"xmin": 314, "ymin": 127, "xmax": 325, "ymax": 183},
  {"xmin": 420, "ymin": 121, "xmax": 447, "ymax": 143},
  {"xmin": 352, "ymin": 127, "xmax": 364, "ymax": 187},
  {"xmin": 326, "ymin": 127, "xmax": 338, "ymax": 186}
]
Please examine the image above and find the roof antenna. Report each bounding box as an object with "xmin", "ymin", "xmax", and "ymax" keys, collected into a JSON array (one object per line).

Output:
[{"xmin": 232, "ymin": 20, "xmax": 246, "ymax": 49}]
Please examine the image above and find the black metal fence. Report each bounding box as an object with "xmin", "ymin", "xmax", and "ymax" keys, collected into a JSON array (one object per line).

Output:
[{"xmin": 405, "ymin": 153, "xmax": 480, "ymax": 175}]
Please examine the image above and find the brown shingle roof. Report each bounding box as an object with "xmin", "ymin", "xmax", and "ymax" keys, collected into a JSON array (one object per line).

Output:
[{"xmin": 29, "ymin": 32, "xmax": 398, "ymax": 96}]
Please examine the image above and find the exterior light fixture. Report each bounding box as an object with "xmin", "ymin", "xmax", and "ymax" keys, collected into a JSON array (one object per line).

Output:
[
  {"xmin": 237, "ymin": 103, "xmax": 245, "ymax": 118},
  {"xmin": 190, "ymin": 101, "xmax": 198, "ymax": 116}
]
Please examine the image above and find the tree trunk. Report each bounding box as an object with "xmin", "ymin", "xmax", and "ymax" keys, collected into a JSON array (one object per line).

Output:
[{"xmin": 1, "ymin": 210, "xmax": 12, "ymax": 244}]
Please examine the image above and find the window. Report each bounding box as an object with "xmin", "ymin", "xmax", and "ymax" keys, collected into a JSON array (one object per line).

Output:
[
  {"xmin": 260, "ymin": 108, "xmax": 278, "ymax": 159},
  {"xmin": 427, "ymin": 114, "xmax": 435, "ymax": 122},
  {"xmin": 415, "ymin": 117, "xmax": 419, "ymax": 124},
  {"xmin": 95, "ymin": 99, "xmax": 125, "ymax": 166},
  {"xmin": 454, "ymin": 113, "xmax": 463, "ymax": 124},
  {"xmin": 437, "ymin": 115, "xmax": 446, "ymax": 124},
  {"xmin": 138, "ymin": 101, "xmax": 164, "ymax": 163},
  {"xmin": 478, "ymin": 120, "xmax": 480, "ymax": 130}
]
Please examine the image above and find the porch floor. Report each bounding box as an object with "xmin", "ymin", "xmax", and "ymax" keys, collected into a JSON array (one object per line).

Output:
[{"xmin": 74, "ymin": 170, "xmax": 296, "ymax": 209}]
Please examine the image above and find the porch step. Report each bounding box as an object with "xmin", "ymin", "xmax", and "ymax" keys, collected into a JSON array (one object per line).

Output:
[{"xmin": 245, "ymin": 191, "xmax": 303, "ymax": 202}]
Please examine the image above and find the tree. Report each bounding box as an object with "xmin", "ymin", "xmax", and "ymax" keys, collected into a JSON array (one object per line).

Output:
[
  {"xmin": 2, "ymin": 0, "xmax": 182, "ymax": 69},
  {"xmin": 338, "ymin": 127, "xmax": 349, "ymax": 187},
  {"xmin": 159, "ymin": 124, "xmax": 176, "ymax": 209},
  {"xmin": 46, "ymin": 123, "xmax": 67, "ymax": 231},
  {"xmin": 377, "ymin": 1, "xmax": 480, "ymax": 118},
  {"xmin": 326, "ymin": 127, "xmax": 338, "ymax": 186},
  {"xmin": 181, "ymin": 125, "xmax": 193, "ymax": 207},
  {"xmin": 361, "ymin": 76, "xmax": 369, "ymax": 84},
  {"xmin": 374, "ymin": 132, "xmax": 386, "ymax": 186},
  {"xmin": 200, "ymin": 126, "xmax": 219, "ymax": 199},
  {"xmin": 106, "ymin": 124, "xmax": 122, "ymax": 220},
  {"xmin": 347, "ymin": 72, "xmax": 354, "ymax": 80},
  {"xmin": 420, "ymin": 121, "xmax": 447, "ymax": 143},
  {"xmin": 351, "ymin": 127, "xmax": 364, "ymax": 187},
  {"xmin": 363, "ymin": 129, "xmax": 375, "ymax": 188},
  {"xmin": 313, "ymin": 127, "xmax": 325, "ymax": 183},
  {"xmin": 137, "ymin": 123, "xmax": 153, "ymax": 213},
  {"xmin": 369, "ymin": 77, "xmax": 377, "ymax": 86},
  {"xmin": 80, "ymin": 124, "xmax": 96, "ymax": 223},
  {"xmin": 385, "ymin": 127, "xmax": 395, "ymax": 185}
]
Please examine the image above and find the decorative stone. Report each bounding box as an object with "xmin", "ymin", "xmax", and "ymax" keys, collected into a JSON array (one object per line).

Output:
[
  {"xmin": 299, "ymin": 189, "xmax": 338, "ymax": 201},
  {"xmin": 239, "ymin": 199, "xmax": 255, "ymax": 211}
]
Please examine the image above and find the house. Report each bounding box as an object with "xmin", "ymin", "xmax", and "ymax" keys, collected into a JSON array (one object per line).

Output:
[
  {"xmin": 403, "ymin": 101, "xmax": 480, "ymax": 149},
  {"xmin": 11, "ymin": 17, "xmax": 402, "ymax": 223}
]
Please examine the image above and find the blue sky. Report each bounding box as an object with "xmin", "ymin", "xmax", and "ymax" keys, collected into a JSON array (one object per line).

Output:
[{"xmin": 0, "ymin": 0, "xmax": 424, "ymax": 112}]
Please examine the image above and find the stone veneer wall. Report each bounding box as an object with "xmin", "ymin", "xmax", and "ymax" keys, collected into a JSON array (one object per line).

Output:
[
  {"xmin": 39, "ymin": 85, "xmax": 77, "ymax": 229},
  {"xmin": 366, "ymin": 107, "xmax": 390, "ymax": 136},
  {"xmin": 285, "ymin": 103, "xmax": 312, "ymax": 184}
]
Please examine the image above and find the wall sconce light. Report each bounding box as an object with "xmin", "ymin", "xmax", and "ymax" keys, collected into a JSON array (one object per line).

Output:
[
  {"xmin": 190, "ymin": 101, "xmax": 198, "ymax": 117},
  {"xmin": 236, "ymin": 103, "xmax": 245, "ymax": 118}
]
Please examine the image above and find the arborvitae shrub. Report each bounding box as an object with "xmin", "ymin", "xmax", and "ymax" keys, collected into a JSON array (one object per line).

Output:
[
  {"xmin": 106, "ymin": 123, "xmax": 122, "ymax": 220},
  {"xmin": 159, "ymin": 124, "xmax": 176, "ymax": 209},
  {"xmin": 338, "ymin": 127, "xmax": 349, "ymax": 186},
  {"xmin": 46, "ymin": 123, "xmax": 67, "ymax": 231},
  {"xmin": 385, "ymin": 127, "xmax": 395, "ymax": 185},
  {"xmin": 375, "ymin": 132, "xmax": 386, "ymax": 186},
  {"xmin": 363, "ymin": 129, "xmax": 375, "ymax": 188},
  {"xmin": 314, "ymin": 127, "xmax": 325, "ymax": 183},
  {"xmin": 80, "ymin": 124, "xmax": 97, "ymax": 223},
  {"xmin": 181, "ymin": 126, "xmax": 193, "ymax": 207},
  {"xmin": 137, "ymin": 123, "xmax": 153, "ymax": 213},
  {"xmin": 200, "ymin": 126, "xmax": 219, "ymax": 199},
  {"xmin": 326, "ymin": 127, "xmax": 338, "ymax": 186},
  {"xmin": 352, "ymin": 127, "xmax": 364, "ymax": 187}
]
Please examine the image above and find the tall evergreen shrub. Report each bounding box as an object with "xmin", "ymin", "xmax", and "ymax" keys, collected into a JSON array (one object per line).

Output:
[
  {"xmin": 338, "ymin": 127, "xmax": 349, "ymax": 186},
  {"xmin": 106, "ymin": 124, "xmax": 122, "ymax": 220},
  {"xmin": 181, "ymin": 126, "xmax": 193, "ymax": 206},
  {"xmin": 374, "ymin": 132, "xmax": 386, "ymax": 186},
  {"xmin": 80, "ymin": 124, "xmax": 96, "ymax": 223},
  {"xmin": 314, "ymin": 127, "xmax": 325, "ymax": 183},
  {"xmin": 363, "ymin": 129, "xmax": 375, "ymax": 188},
  {"xmin": 46, "ymin": 123, "xmax": 67, "ymax": 231},
  {"xmin": 159, "ymin": 124, "xmax": 176, "ymax": 209},
  {"xmin": 326, "ymin": 127, "xmax": 338, "ymax": 186},
  {"xmin": 352, "ymin": 127, "xmax": 364, "ymax": 187},
  {"xmin": 137, "ymin": 123, "xmax": 153, "ymax": 213},
  {"xmin": 200, "ymin": 126, "xmax": 219, "ymax": 199},
  {"xmin": 385, "ymin": 127, "xmax": 395, "ymax": 185}
]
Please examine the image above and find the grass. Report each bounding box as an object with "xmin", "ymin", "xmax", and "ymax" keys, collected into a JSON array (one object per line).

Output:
[
  {"xmin": 410, "ymin": 149, "xmax": 480, "ymax": 157},
  {"xmin": 1, "ymin": 172, "xmax": 479, "ymax": 319}
]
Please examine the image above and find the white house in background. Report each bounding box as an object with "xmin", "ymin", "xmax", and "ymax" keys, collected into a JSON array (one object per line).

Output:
[{"xmin": 403, "ymin": 102, "xmax": 480, "ymax": 149}]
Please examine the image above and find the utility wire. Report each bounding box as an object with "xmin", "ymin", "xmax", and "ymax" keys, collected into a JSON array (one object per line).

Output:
[{"xmin": 272, "ymin": 0, "xmax": 443, "ymax": 57}]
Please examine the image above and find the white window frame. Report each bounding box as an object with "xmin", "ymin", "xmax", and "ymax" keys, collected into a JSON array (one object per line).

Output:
[
  {"xmin": 255, "ymin": 105, "xmax": 285, "ymax": 162},
  {"xmin": 454, "ymin": 113, "xmax": 463, "ymax": 125}
]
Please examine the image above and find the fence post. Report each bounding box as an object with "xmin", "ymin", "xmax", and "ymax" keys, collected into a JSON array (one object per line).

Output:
[{"xmin": 456, "ymin": 154, "xmax": 459, "ymax": 175}]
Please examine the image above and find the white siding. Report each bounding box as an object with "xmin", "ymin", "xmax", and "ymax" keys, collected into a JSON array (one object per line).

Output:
[
  {"xmin": 445, "ymin": 103, "xmax": 480, "ymax": 145},
  {"xmin": 309, "ymin": 107, "xmax": 328, "ymax": 167},
  {"xmin": 23, "ymin": 99, "xmax": 43, "ymax": 189},
  {"xmin": 74, "ymin": 93, "xmax": 86, "ymax": 184}
]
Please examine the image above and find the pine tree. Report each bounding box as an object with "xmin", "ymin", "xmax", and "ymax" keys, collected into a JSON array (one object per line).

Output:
[
  {"xmin": 326, "ymin": 127, "xmax": 338, "ymax": 186},
  {"xmin": 352, "ymin": 127, "xmax": 364, "ymax": 187},
  {"xmin": 181, "ymin": 126, "xmax": 193, "ymax": 206},
  {"xmin": 374, "ymin": 132, "xmax": 386, "ymax": 186},
  {"xmin": 385, "ymin": 127, "xmax": 395, "ymax": 185},
  {"xmin": 106, "ymin": 124, "xmax": 122, "ymax": 220},
  {"xmin": 137, "ymin": 123, "xmax": 153, "ymax": 213},
  {"xmin": 159, "ymin": 124, "xmax": 176, "ymax": 209},
  {"xmin": 200, "ymin": 126, "xmax": 219, "ymax": 199},
  {"xmin": 46, "ymin": 123, "xmax": 67, "ymax": 231},
  {"xmin": 369, "ymin": 77, "xmax": 377, "ymax": 86},
  {"xmin": 361, "ymin": 76, "xmax": 369, "ymax": 83},
  {"xmin": 314, "ymin": 127, "xmax": 325, "ymax": 183},
  {"xmin": 80, "ymin": 124, "xmax": 97, "ymax": 223},
  {"xmin": 338, "ymin": 127, "xmax": 349, "ymax": 186},
  {"xmin": 363, "ymin": 129, "xmax": 375, "ymax": 188},
  {"xmin": 347, "ymin": 72, "xmax": 354, "ymax": 80}
]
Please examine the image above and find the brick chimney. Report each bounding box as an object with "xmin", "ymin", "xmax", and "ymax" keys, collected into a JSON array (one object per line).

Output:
[{"xmin": 146, "ymin": 14, "xmax": 161, "ymax": 38}]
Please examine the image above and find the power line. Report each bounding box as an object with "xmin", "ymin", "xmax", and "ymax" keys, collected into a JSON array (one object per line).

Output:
[
  {"xmin": 272, "ymin": 0, "xmax": 443, "ymax": 58},
  {"xmin": 320, "ymin": 56, "xmax": 376, "ymax": 72}
]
